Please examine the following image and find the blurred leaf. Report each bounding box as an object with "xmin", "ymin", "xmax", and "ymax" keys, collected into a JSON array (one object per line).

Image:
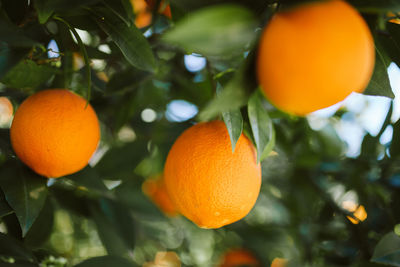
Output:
[
  {"xmin": 66, "ymin": 166, "xmax": 109, "ymax": 194},
  {"xmin": 390, "ymin": 119, "xmax": 400, "ymax": 158},
  {"xmin": 349, "ymin": 0, "xmax": 400, "ymax": 12},
  {"xmin": 0, "ymin": 232, "xmax": 35, "ymax": 261},
  {"xmin": 74, "ymin": 256, "xmax": 137, "ymax": 267},
  {"xmin": 33, "ymin": 0, "xmax": 54, "ymax": 24},
  {"xmin": 92, "ymin": 7, "xmax": 156, "ymax": 72},
  {"xmin": 0, "ymin": 189, "xmax": 13, "ymax": 218},
  {"xmin": 218, "ymin": 86, "xmax": 243, "ymax": 152},
  {"xmin": 163, "ymin": 4, "xmax": 257, "ymax": 56},
  {"xmin": 363, "ymin": 42, "xmax": 394, "ymax": 98},
  {"xmin": 95, "ymin": 140, "xmax": 148, "ymax": 180},
  {"xmin": 0, "ymin": 21, "xmax": 38, "ymax": 47},
  {"xmin": 24, "ymin": 198, "xmax": 54, "ymax": 248},
  {"xmin": 199, "ymin": 71, "xmax": 249, "ymax": 121},
  {"xmin": 248, "ymin": 91, "xmax": 275, "ymax": 162},
  {"xmin": 34, "ymin": 0, "xmax": 101, "ymax": 23},
  {"xmin": 89, "ymin": 198, "xmax": 135, "ymax": 257},
  {"xmin": 1, "ymin": 60, "xmax": 57, "ymax": 89},
  {"xmin": 371, "ymin": 232, "xmax": 400, "ymax": 266},
  {"xmin": 0, "ymin": 44, "xmax": 30, "ymax": 79},
  {"xmin": 0, "ymin": 263, "xmax": 38, "ymax": 267},
  {"xmin": 106, "ymin": 68, "xmax": 150, "ymax": 94},
  {"xmin": 0, "ymin": 160, "xmax": 48, "ymax": 236},
  {"xmin": 103, "ymin": 0, "xmax": 135, "ymax": 26},
  {"xmin": 114, "ymin": 179, "xmax": 164, "ymax": 220},
  {"xmin": 50, "ymin": 186, "xmax": 91, "ymax": 217}
]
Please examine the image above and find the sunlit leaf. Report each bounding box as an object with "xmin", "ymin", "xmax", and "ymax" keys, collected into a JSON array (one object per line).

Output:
[{"xmin": 248, "ymin": 91, "xmax": 275, "ymax": 162}]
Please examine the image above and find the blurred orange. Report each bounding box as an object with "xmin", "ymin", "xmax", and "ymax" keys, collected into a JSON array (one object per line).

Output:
[
  {"xmin": 218, "ymin": 249, "xmax": 260, "ymax": 267},
  {"xmin": 388, "ymin": 12, "xmax": 400, "ymax": 24},
  {"xmin": 143, "ymin": 251, "xmax": 181, "ymax": 267},
  {"xmin": 342, "ymin": 201, "xmax": 368, "ymax": 224},
  {"xmin": 271, "ymin": 258, "xmax": 288, "ymax": 267},
  {"xmin": 131, "ymin": 0, "xmax": 171, "ymax": 28},
  {"xmin": 0, "ymin": 97, "xmax": 13, "ymax": 126},
  {"xmin": 142, "ymin": 175, "xmax": 179, "ymax": 217}
]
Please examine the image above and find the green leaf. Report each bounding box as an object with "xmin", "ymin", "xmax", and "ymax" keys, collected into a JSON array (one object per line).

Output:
[
  {"xmin": 0, "ymin": 160, "xmax": 48, "ymax": 236},
  {"xmin": 89, "ymin": 198, "xmax": 135, "ymax": 257},
  {"xmin": 371, "ymin": 232, "xmax": 400, "ymax": 266},
  {"xmin": 0, "ymin": 44, "xmax": 30, "ymax": 79},
  {"xmin": 24, "ymin": 198, "xmax": 54, "ymax": 248},
  {"xmin": 162, "ymin": 5, "xmax": 257, "ymax": 57},
  {"xmin": 0, "ymin": 189, "xmax": 13, "ymax": 218},
  {"xmin": 94, "ymin": 140, "xmax": 148, "ymax": 180},
  {"xmin": 106, "ymin": 68, "xmax": 150, "ymax": 95},
  {"xmin": 218, "ymin": 86, "xmax": 243, "ymax": 152},
  {"xmin": 74, "ymin": 256, "xmax": 137, "ymax": 267},
  {"xmin": 363, "ymin": 41, "xmax": 394, "ymax": 98},
  {"xmin": 1, "ymin": 60, "xmax": 57, "ymax": 89},
  {"xmin": 248, "ymin": 91, "xmax": 275, "ymax": 162},
  {"xmin": 0, "ymin": 21, "xmax": 38, "ymax": 47},
  {"xmin": 92, "ymin": 7, "xmax": 156, "ymax": 72},
  {"xmin": 34, "ymin": 0, "xmax": 101, "ymax": 23},
  {"xmin": 0, "ymin": 233, "xmax": 35, "ymax": 261},
  {"xmin": 66, "ymin": 167, "xmax": 109, "ymax": 193},
  {"xmin": 33, "ymin": 0, "xmax": 54, "ymax": 24},
  {"xmin": 199, "ymin": 72, "xmax": 249, "ymax": 121},
  {"xmin": 350, "ymin": 0, "xmax": 400, "ymax": 12},
  {"xmin": 103, "ymin": 0, "xmax": 135, "ymax": 27}
]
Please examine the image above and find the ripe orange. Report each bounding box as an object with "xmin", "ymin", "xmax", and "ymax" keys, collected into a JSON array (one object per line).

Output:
[
  {"xmin": 142, "ymin": 174, "xmax": 179, "ymax": 217},
  {"xmin": 131, "ymin": 0, "xmax": 172, "ymax": 28},
  {"xmin": 218, "ymin": 249, "xmax": 260, "ymax": 267},
  {"xmin": 10, "ymin": 89, "xmax": 100, "ymax": 178},
  {"xmin": 0, "ymin": 97, "xmax": 13, "ymax": 126},
  {"xmin": 257, "ymin": 0, "xmax": 375, "ymax": 115},
  {"xmin": 271, "ymin": 258, "xmax": 288, "ymax": 267},
  {"xmin": 164, "ymin": 121, "xmax": 261, "ymax": 229}
]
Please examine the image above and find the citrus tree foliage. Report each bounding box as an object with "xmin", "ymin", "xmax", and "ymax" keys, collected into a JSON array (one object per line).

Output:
[{"xmin": 0, "ymin": 0, "xmax": 400, "ymax": 266}]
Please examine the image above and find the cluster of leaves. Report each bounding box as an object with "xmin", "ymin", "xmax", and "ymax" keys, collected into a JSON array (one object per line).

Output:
[{"xmin": 1, "ymin": 0, "xmax": 400, "ymax": 266}]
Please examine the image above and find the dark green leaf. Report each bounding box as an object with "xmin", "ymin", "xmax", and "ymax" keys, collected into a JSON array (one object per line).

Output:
[
  {"xmin": 163, "ymin": 5, "xmax": 256, "ymax": 56},
  {"xmin": 248, "ymin": 91, "xmax": 275, "ymax": 162},
  {"xmin": 0, "ymin": 21, "xmax": 38, "ymax": 47},
  {"xmin": 199, "ymin": 72, "xmax": 249, "ymax": 121},
  {"xmin": 0, "ymin": 189, "xmax": 13, "ymax": 218},
  {"xmin": 33, "ymin": 0, "xmax": 54, "ymax": 24},
  {"xmin": 218, "ymin": 86, "xmax": 243, "ymax": 152},
  {"xmin": 95, "ymin": 140, "xmax": 148, "ymax": 180},
  {"xmin": 0, "ymin": 233, "xmax": 35, "ymax": 261},
  {"xmin": 24, "ymin": 198, "xmax": 54, "ymax": 248},
  {"xmin": 371, "ymin": 232, "xmax": 400, "ymax": 266},
  {"xmin": 363, "ymin": 41, "xmax": 394, "ymax": 98},
  {"xmin": 103, "ymin": 0, "xmax": 135, "ymax": 26},
  {"xmin": 74, "ymin": 256, "xmax": 137, "ymax": 267},
  {"xmin": 0, "ymin": 160, "xmax": 48, "ymax": 236},
  {"xmin": 106, "ymin": 68, "xmax": 150, "ymax": 95},
  {"xmin": 66, "ymin": 167, "xmax": 109, "ymax": 193},
  {"xmin": 1, "ymin": 60, "xmax": 57, "ymax": 89},
  {"xmin": 92, "ymin": 7, "xmax": 156, "ymax": 72},
  {"xmin": 349, "ymin": 0, "xmax": 400, "ymax": 12},
  {"xmin": 89, "ymin": 198, "xmax": 135, "ymax": 257},
  {"xmin": 0, "ymin": 44, "xmax": 30, "ymax": 79}
]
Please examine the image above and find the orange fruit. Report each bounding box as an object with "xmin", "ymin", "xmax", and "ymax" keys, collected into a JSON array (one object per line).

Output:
[
  {"xmin": 131, "ymin": 0, "xmax": 171, "ymax": 28},
  {"xmin": 218, "ymin": 249, "xmax": 260, "ymax": 267},
  {"xmin": 145, "ymin": 0, "xmax": 172, "ymax": 18},
  {"xmin": 142, "ymin": 175, "xmax": 179, "ymax": 217},
  {"xmin": 271, "ymin": 258, "xmax": 288, "ymax": 267},
  {"xmin": 257, "ymin": 0, "xmax": 375, "ymax": 115},
  {"xmin": 342, "ymin": 201, "xmax": 368, "ymax": 224},
  {"xmin": 10, "ymin": 89, "xmax": 100, "ymax": 178},
  {"xmin": 0, "ymin": 97, "xmax": 13, "ymax": 126},
  {"xmin": 164, "ymin": 121, "xmax": 261, "ymax": 229}
]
